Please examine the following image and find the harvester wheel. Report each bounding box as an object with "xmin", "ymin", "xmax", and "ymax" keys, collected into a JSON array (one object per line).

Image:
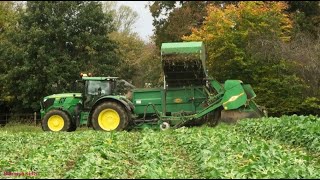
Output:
[
  {"xmin": 91, "ymin": 102, "xmax": 129, "ymax": 131},
  {"xmin": 42, "ymin": 109, "xmax": 72, "ymax": 132},
  {"xmin": 68, "ymin": 123, "xmax": 77, "ymax": 132},
  {"xmin": 160, "ymin": 122, "xmax": 170, "ymax": 131},
  {"xmin": 207, "ymin": 107, "xmax": 222, "ymax": 127}
]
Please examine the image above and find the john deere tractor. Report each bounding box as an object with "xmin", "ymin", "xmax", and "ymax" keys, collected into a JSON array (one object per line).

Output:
[{"xmin": 40, "ymin": 41, "xmax": 266, "ymax": 132}]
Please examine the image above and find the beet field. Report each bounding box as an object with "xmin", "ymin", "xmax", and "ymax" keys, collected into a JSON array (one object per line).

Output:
[{"xmin": 0, "ymin": 115, "xmax": 319, "ymax": 179}]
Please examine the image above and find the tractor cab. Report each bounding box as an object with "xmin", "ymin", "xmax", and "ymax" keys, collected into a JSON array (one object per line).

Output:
[
  {"xmin": 78, "ymin": 74, "xmax": 135, "ymax": 109},
  {"xmin": 81, "ymin": 76, "xmax": 117, "ymax": 109}
]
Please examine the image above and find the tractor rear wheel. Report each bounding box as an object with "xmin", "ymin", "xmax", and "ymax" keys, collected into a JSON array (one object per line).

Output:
[
  {"xmin": 91, "ymin": 102, "xmax": 129, "ymax": 131},
  {"xmin": 42, "ymin": 110, "xmax": 72, "ymax": 132}
]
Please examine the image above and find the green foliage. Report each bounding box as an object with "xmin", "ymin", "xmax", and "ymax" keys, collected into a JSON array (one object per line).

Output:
[
  {"xmin": 237, "ymin": 115, "xmax": 320, "ymax": 152},
  {"xmin": 183, "ymin": 2, "xmax": 317, "ymax": 116},
  {"xmin": 300, "ymin": 97, "xmax": 320, "ymax": 116},
  {"xmin": 149, "ymin": 1, "xmax": 211, "ymax": 47},
  {"xmin": 0, "ymin": 1, "xmax": 318, "ymax": 117},
  {"xmin": 287, "ymin": 1, "xmax": 320, "ymax": 38},
  {"xmin": 104, "ymin": 2, "xmax": 162, "ymax": 88},
  {"xmin": 133, "ymin": 42, "xmax": 162, "ymax": 88},
  {"xmin": 0, "ymin": 2, "xmax": 22, "ymax": 103},
  {"xmin": 1, "ymin": 118, "xmax": 320, "ymax": 178},
  {"xmin": 253, "ymin": 75, "xmax": 306, "ymax": 116},
  {"xmin": 109, "ymin": 31, "xmax": 145, "ymax": 83},
  {"xmin": 0, "ymin": 1, "xmax": 119, "ymax": 112}
]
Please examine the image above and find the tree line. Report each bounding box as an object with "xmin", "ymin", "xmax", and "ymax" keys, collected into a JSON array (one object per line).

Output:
[
  {"xmin": 149, "ymin": 1, "xmax": 320, "ymax": 116},
  {"xmin": 0, "ymin": 1, "xmax": 161, "ymax": 113},
  {"xmin": 0, "ymin": 1, "xmax": 319, "ymax": 116}
]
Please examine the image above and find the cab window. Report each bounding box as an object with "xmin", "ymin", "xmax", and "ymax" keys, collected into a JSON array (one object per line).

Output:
[{"xmin": 87, "ymin": 80, "xmax": 111, "ymax": 95}]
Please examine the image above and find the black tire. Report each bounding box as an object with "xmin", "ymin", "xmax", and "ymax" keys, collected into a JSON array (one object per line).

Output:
[
  {"xmin": 92, "ymin": 102, "xmax": 129, "ymax": 131},
  {"xmin": 42, "ymin": 109, "xmax": 72, "ymax": 132},
  {"xmin": 69, "ymin": 123, "xmax": 77, "ymax": 132},
  {"xmin": 207, "ymin": 107, "xmax": 222, "ymax": 127}
]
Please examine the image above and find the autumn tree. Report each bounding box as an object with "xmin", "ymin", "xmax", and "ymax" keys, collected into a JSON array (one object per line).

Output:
[
  {"xmin": 102, "ymin": 1, "xmax": 139, "ymax": 34},
  {"xmin": 183, "ymin": 1, "xmax": 314, "ymax": 116},
  {"xmin": 134, "ymin": 42, "xmax": 162, "ymax": 88},
  {"xmin": 103, "ymin": 2, "xmax": 143, "ymax": 84},
  {"xmin": 148, "ymin": 1, "xmax": 238, "ymax": 47},
  {"xmin": 149, "ymin": 1, "xmax": 209, "ymax": 47},
  {"xmin": 109, "ymin": 31, "xmax": 144, "ymax": 82},
  {"xmin": 103, "ymin": 2, "xmax": 162, "ymax": 87}
]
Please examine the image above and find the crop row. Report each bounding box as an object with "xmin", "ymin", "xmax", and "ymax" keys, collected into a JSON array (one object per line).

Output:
[
  {"xmin": 236, "ymin": 115, "xmax": 320, "ymax": 152},
  {"xmin": 1, "ymin": 123, "xmax": 320, "ymax": 178}
]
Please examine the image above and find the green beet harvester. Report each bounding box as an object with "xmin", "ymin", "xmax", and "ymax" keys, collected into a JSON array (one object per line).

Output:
[{"xmin": 40, "ymin": 41, "xmax": 267, "ymax": 132}]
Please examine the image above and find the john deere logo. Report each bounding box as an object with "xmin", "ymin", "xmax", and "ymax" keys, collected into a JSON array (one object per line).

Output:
[{"xmin": 174, "ymin": 98, "xmax": 183, "ymax": 103}]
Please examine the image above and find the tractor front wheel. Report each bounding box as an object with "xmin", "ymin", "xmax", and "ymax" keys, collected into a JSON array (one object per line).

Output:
[
  {"xmin": 92, "ymin": 102, "xmax": 129, "ymax": 131},
  {"xmin": 42, "ymin": 110, "xmax": 72, "ymax": 132}
]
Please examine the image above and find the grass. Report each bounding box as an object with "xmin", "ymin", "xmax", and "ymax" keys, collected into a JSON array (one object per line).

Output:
[
  {"xmin": 0, "ymin": 123, "xmax": 89, "ymax": 133},
  {"xmin": 0, "ymin": 123, "xmax": 42, "ymax": 133}
]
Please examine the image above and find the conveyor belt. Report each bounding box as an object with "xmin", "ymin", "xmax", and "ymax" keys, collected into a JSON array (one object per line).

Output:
[{"xmin": 161, "ymin": 42, "xmax": 207, "ymax": 87}]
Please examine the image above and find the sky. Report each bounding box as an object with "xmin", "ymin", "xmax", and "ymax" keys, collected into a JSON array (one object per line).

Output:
[{"xmin": 116, "ymin": 1, "xmax": 154, "ymax": 42}]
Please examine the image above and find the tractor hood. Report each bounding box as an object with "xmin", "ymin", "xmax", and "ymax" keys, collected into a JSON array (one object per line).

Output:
[
  {"xmin": 44, "ymin": 93, "xmax": 82, "ymax": 100},
  {"xmin": 41, "ymin": 93, "xmax": 82, "ymax": 113}
]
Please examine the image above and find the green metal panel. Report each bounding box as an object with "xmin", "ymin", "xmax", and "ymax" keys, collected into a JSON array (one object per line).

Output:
[
  {"xmin": 41, "ymin": 95, "xmax": 82, "ymax": 119},
  {"xmin": 132, "ymin": 88, "xmax": 163, "ymax": 116},
  {"xmin": 161, "ymin": 41, "xmax": 205, "ymax": 65},
  {"xmin": 165, "ymin": 87, "xmax": 207, "ymax": 114},
  {"xmin": 223, "ymin": 80, "xmax": 243, "ymax": 90},
  {"xmin": 222, "ymin": 81, "xmax": 247, "ymax": 110},
  {"xmin": 132, "ymin": 86, "xmax": 207, "ymax": 117},
  {"xmin": 161, "ymin": 41, "xmax": 204, "ymax": 55},
  {"xmin": 44, "ymin": 93, "xmax": 82, "ymax": 99},
  {"xmin": 93, "ymin": 95, "xmax": 134, "ymax": 112}
]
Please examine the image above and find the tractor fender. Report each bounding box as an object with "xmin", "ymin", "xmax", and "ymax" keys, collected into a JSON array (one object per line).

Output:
[
  {"xmin": 87, "ymin": 97, "xmax": 133, "ymax": 127},
  {"xmin": 93, "ymin": 96, "xmax": 133, "ymax": 113},
  {"xmin": 44, "ymin": 107, "xmax": 73, "ymax": 121}
]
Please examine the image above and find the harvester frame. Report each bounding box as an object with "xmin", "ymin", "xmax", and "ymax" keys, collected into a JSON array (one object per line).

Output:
[{"xmin": 40, "ymin": 41, "xmax": 266, "ymax": 132}]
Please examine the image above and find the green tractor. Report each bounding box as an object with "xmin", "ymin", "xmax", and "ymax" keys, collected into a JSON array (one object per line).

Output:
[{"xmin": 40, "ymin": 41, "xmax": 266, "ymax": 132}]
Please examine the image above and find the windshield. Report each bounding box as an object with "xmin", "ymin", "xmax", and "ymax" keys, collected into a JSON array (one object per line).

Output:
[{"xmin": 87, "ymin": 80, "xmax": 111, "ymax": 95}]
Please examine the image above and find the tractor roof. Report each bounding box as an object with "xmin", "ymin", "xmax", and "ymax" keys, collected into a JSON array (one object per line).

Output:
[
  {"xmin": 82, "ymin": 77, "xmax": 119, "ymax": 81},
  {"xmin": 161, "ymin": 41, "xmax": 204, "ymax": 54}
]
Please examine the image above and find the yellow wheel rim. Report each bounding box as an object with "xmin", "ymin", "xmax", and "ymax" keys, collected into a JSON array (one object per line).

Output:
[
  {"xmin": 48, "ymin": 115, "xmax": 64, "ymax": 131},
  {"xmin": 98, "ymin": 109, "xmax": 120, "ymax": 131}
]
